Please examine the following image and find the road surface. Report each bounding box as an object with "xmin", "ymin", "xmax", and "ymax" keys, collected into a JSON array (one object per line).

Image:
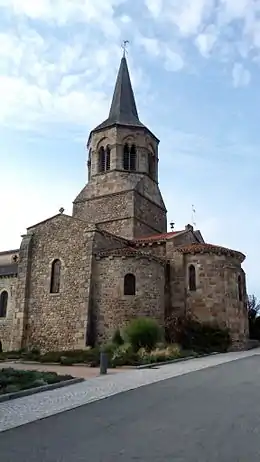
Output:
[{"xmin": 1, "ymin": 355, "xmax": 260, "ymax": 461}]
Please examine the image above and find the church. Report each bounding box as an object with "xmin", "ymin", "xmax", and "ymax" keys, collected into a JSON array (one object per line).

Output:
[{"xmin": 0, "ymin": 56, "xmax": 249, "ymax": 352}]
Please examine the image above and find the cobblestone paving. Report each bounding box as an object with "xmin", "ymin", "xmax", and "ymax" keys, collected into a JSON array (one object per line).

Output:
[{"xmin": 1, "ymin": 349, "xmax": 259, "ymax": 433}]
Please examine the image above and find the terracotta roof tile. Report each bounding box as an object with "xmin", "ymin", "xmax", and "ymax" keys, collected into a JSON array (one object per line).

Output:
[
  {"xmin": 175, "ymin": 243, "xmax": 245, "ymax": 262},
  {"xmin": 133, "ymin": 230, "xmax": 183, "ymax": 243}
]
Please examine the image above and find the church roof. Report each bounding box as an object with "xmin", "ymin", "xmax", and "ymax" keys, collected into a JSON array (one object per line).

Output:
[
  {"xmin": 91, "ymin": 56, "xmax": 158, "ymax": 140},
  {"xmin": 133, "ymin": 230, "xmax": 184, "ymax": 244},
  {"xmin": 175, "ymin": 243, "xmax": 245, "ymax": 262}
]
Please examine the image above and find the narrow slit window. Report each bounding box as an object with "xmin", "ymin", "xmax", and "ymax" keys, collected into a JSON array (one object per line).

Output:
[
  {"xmin": 124, "ymin": 273, "xmax": 136, "ymax": 295},
  {"xmin": 188, "ymin": 265, "xmax": 196, "ymax": 291},
  {"xmin": 50, "ymin": 259, "xmax": 61, "ymax": 294},
  {"xmin": 0, "ymin": 291, "xmax": 8, "ymax": 317}
]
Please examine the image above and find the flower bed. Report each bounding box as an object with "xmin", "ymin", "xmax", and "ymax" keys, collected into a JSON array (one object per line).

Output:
[{"xmin": 0, "ymin": 367, "xmax": 74, "ymax": 396}]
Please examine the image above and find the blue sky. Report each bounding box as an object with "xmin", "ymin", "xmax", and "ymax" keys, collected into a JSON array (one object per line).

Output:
[{"xmin": 1, "ymin": 0, "xmax": 260, "ymax": 297}]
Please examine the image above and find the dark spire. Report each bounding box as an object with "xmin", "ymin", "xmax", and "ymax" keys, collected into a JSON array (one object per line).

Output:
[{"xmin": 93, "ymin": 56, "xmax": 145, "ymax": 131}]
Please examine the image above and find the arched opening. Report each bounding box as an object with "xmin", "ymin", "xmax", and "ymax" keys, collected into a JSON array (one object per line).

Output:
[
  {"xmin": 0, "ymin": 291, "xmax": 8, "ymax": 317},
  {"xmin": 130, "ymin": 144, "xmax": 136, "ymax": 171},
  {"xmin": 99, "ymin": 146, "xmax": 106, "ymax": 172},
  {"xmin": 123, "ymin": 143, "xmax": 136, "ymax": 171},
  {"xmin": 124, "ymin": 273, "xmax": 136, "ymax": 295},
  {"xmin": 148, "ymin": 151, "xmax": 156, "ymax": 179},
  {"xmin": 238, "ymin": 274, "xmax": 243, "ymax": 301},
  {"xmin": 50, "ymin": 259, "xmax": 61, "ymax": 294},
  {"xmin": 188, "ymin": 265, "xmax": 196, "ymax": 291},
  {"xmin": 105, "ymin": 145, "xmax": 111, "ymax": 171}
]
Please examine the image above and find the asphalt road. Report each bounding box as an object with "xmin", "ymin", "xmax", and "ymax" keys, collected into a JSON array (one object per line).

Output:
[{"xmin": 1, "ymin": 356, "xmax": 260, "ymax": 461}]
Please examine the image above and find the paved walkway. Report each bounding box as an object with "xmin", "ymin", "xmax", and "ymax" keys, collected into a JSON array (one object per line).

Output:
[
  {"xmin": 1, "ymin": 348, "xmax": 259, "ymax": 433},
  {"xmin": 1, "ymin": 361, "xmax": 132, "ymax": 378}
]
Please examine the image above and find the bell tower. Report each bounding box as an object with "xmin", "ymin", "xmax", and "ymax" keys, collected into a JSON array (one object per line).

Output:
[{"xmin": 73, "ymin": 55, "xmax": 167, "ymax": 240}]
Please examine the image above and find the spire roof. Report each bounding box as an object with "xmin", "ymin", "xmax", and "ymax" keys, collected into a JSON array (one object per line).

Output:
[{"xmin": 93, "ymin": 56, "xmax": 145, "ymax": 131}]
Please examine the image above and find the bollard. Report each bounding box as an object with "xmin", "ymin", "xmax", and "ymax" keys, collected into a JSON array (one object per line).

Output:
[{"xmin": 100, "ymin": 351, "xmax": 108, "ymax": 375}]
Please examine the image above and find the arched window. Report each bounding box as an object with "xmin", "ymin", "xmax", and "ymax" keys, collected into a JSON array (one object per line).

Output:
[
  {"xmin": 0, "ymin": 291, "xmax": 8, "ymax": 317},
  {"xmin": 124, "ymin": 273, "xmax": 136, "ymax": 295},
  {"xmin": 123, "ymin": 143, "xmax": 136, "ymax": 171},
  {"xmin": 130, "ymin": 144, "xmax": 136, "ymax": 171},
  {"xmin": 105, "ymin": 145, "xmax": 111, "ymax": 171},
  {"xmin": 99, "ymin": 145, "xmax": 110, "ymax": 172},
  {"xmin": 50, "ymin": 259, "xmax": 61, "ymax": 294},
  {"xmin": 148, "ymin": 152, "xmax": 156, "ymax": 179},
  {"xmin": 99, "ymin": 146, "xmax": 105, "ymax": 172},
  {"xmin": 238, "ymin": 274, "xmax": 243, "ymax": 301},
  {"xmin": 188, "ymin": 265, "xmax": 196, "ymax": 291}
]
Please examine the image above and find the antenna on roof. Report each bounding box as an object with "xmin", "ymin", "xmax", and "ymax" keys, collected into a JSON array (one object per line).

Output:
[
  {"xmin": 191, "ymin": 205, "xmax": 196, "ymax": 228},
  {"xmin": 122, "ymin": 40, "xmax": 129, "ymax": 57}
]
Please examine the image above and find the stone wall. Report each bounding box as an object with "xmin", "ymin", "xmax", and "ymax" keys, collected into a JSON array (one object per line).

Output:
[
  {"xmin": 93, "ymin": 254, "xmax": 165, "ymax": 343},
  {"xmin": 0, "ymin": 276, "xmax": 17, "ymax": 351},
  {"xmin": 169, "ymin": 250, "xmax": 248, "ymax": 348},
  {"xmin": 17, "ymin": 214, "xmax": 96, "ymax": 352}
]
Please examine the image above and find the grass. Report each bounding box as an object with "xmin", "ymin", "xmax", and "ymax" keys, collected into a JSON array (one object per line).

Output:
[{"xmin": 0, "ymin": 367, "xmax": 73, "ymax": 396}]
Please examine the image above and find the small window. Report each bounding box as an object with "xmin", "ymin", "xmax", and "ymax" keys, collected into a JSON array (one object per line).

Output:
[
  {"xmin": 124, "ymin": 273, "xmax": 136, "ymax": 295},
  {"xmin": 188, "ymin": 265, "xmax": 196, "ymax": 291},
  {"xmin": 123, "ymin": 143, "xmax": 130, "ymax": 170},
  {"xmin": 50, "ymin": 259, "xmax": 61, "ymax": 294},
  {"xmin": 0, "ymin": 291, "xmax": 8, "ymax": 318},
  {"xmin": 238, "ymin": 274, "xmax": 243, "ymax": 301}
]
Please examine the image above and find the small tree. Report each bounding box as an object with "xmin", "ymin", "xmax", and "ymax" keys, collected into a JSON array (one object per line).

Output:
[
  {"xmin": 125, "ymin": 317, "xmax": 162, "ymax": 352},
  {"xmin": 247, "ymin": 294, "xmax": 260, "ymax": 339}
]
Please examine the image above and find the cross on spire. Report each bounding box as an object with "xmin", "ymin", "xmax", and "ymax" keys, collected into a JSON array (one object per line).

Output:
[{"xmin": 122, "ymin": 40, "xmax": 129, "ymax": 57}]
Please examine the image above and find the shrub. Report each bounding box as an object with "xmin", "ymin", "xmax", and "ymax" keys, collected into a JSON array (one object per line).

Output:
[
  {"xmin": 60, "ymin": 356, "xmax": 74, "ymax": 366},
  {"xmin": 112, "ymin": 329, "xmax": 124, "ymax": 346},
  {"xmin": 125, "ymin": 317, "xmax": 162, "ymax": 352},
  {"xmin": 137, "ymin": 344, "xmax": 182, "ymax": 365},
  {"xmin": 111, "ymin": 343, "xmax": 137, "ymax": 367},
  {"xmin": 166, "ymin": 314, "xmax": 231, "ymax": 353}
]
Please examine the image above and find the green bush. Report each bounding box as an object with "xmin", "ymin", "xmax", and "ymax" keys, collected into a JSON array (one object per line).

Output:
[
  {"xmin": 125, "ymin": 317, "xmax": 162, "ymax": 352},
  {"xmin": 60, "ymin": 356, "xmax": 74, "ymax": 366},
  {"xmin": 112, "ymin": 329, "xmax": 124, "ymax": 346},
  {"xmin": 167, "ymin": 315, "xmax": 231, "ymax": 354}
]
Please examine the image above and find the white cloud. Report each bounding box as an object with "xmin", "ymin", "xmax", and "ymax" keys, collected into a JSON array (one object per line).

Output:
[
  {"xmin": 232, "ymin": 62, "xmax": 251, "ymax": 87},
  {"xmin": 195, "ymin": 25, "xmax": 218, "ymax": 57}
]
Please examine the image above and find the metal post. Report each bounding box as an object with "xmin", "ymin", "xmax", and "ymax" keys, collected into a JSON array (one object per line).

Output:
[{"xmin": 100, "ymin": 351, "xmax": 108, "ymax": 375}]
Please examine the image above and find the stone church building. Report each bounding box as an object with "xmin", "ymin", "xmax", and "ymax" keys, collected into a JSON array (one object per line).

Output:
[{"xmin": 0, "ymin": 56, "xmax": 249, "ymax": 352}]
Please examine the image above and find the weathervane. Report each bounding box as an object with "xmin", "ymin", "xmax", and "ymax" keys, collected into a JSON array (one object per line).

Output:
[{"xmin": 122, "ymin": 40, "xmax": 129, "ymax": 57}]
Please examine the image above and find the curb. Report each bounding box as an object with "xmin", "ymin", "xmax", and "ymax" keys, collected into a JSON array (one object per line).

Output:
[
  {"xmin": 0, "ymin": 377, "xmax": 84, "ymax": 403},
  {"xmin": 136, "ymin": 352, "xmax": 219, "ymax": 370}
]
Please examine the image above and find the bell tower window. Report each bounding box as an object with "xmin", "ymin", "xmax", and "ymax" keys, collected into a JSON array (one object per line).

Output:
[
  {"xmin": 99, "ymin": 145, "xmax": 111, "ymax": 172},
  {"xmin": 148, "ymin": 151, "xmax": 156, "ymax": 179},
  {"xmin": 123, "ymin": 143, "xmax": 136, "ymax": 171}
]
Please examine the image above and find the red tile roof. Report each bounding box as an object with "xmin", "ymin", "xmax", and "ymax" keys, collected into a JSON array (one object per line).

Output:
[
  {"xmin": 175, "ymin": 243, "xmax": 245, "ymax": 262},
  {"xmin": 133, "ymin": 230, "xmax": 183, "ymax": 243},
  {"xmin": 96, "ymin": 247, "xmax": 164, "ymax": 263}
]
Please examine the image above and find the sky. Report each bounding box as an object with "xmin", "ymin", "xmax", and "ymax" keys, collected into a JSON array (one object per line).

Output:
[{"xmin": 0, "ymin": 0, "xmax": 260, "ymax": 297}]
